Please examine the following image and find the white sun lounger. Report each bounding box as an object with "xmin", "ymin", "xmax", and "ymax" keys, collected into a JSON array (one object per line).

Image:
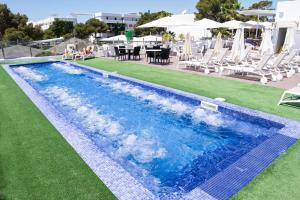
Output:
[
  {"xmin": 265, "ymin": 52, "xmax": 288, "ymax": 81},
  {"xmin": 278, "ymin": 49, "xmax": 300, "ymax": 76},
  {"xmin": 206, "ymin": 48, "xmax": 229, "ymax": 73},
  {"xmin": 221, "ymin": 53, "xmax": 273, "ymax": 84},
  {"xmin": 179, "ymin": 49, "xmax": 214, "ymax": 71},
  {"xmin": 224, "ymin": 46, "xmax": 252, "ymax": 65},
  {"xmin": 278, "ymin": 84, "xmax": 300, "ymax": 105}
]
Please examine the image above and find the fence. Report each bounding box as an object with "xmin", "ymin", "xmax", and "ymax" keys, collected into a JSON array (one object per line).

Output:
[{"xmin": 0, "ymin": 37, "xmax": 91, "ymax": 64}]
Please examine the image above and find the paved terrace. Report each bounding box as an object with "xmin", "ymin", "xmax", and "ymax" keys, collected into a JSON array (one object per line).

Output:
[{"xmin": 107, "ymin": 55, "xmax": 300, "ymax": 90}]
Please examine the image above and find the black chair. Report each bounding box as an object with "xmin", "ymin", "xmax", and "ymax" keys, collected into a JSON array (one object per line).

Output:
[
  {"xmin": 114, "ymin": 46, "xmax": 125, "ymax": 60},
  {"xmin": 156, "ymin": 48, "xmax": 171, "ymax": 64},
  {"xmin": 153, "ymin": 45, "xmax": 161, "ymax": 49},
  {"xmin": 118, "ymin": 46, "xmax": 128, "ymax": 59},
  {"xmin": 133, "ymin": 46, "xmax": 141, "ymax": 60},
  {"xmin": 146, "ymin": 51, "xmax": 155, "ymax": 62}
]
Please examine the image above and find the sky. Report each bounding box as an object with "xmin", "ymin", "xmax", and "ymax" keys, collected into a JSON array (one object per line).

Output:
[{"xmin": 1, "ymin": 0, "xmax": 278, "ymax": 22}]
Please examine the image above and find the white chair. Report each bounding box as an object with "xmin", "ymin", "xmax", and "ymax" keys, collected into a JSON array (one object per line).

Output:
[
  {"xmin": 180, "ymin": 49, "xmax": 214, "ymax": 71},
  {"xmin": 278, "ymin": 84, "xmax": 300, "ymax": 105},
  {"xmin": 223, "ymin": 46, "xmax": 252, "ymax": 66},
  {"xmin": 82, "ymin": 45, "xmax": 96, "ymax": 60},
  {"xmin": 221, "ymin": 53, "xmax": 273, "ymax": 84},
  {"xmin": 279, "ymin": 49, "xmax": 300, "ymax": 76},
  {"xmin": 206, "ymin": 48, "xmax": 229, "ymax": 73},
  {"xmin": 258, "ymin": 52, "xmax": 288, "ymax": 81},
  {"xmin": 62, "ymin": 44, "xmax": 76, "ymax": 60}
]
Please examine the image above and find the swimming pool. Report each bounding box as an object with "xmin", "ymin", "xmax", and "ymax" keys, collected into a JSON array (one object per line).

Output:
[{"xmin": 5, "ymin": 61, "xmax": 300, "ymax": 200}]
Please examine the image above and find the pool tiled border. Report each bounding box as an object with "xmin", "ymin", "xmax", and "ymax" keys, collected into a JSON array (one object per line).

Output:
[{"xmin": 4, "ymin": 61, "xmax": 300, "ymax": 200}]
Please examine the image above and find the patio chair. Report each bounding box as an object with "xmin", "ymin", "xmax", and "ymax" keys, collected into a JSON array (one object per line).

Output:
[
  {"xmin": 133, "ymin": 46, "xmax": 141, "ymax": 60},
  {"xmin": 221, "ymin": 53, "xmax": 273, "ymax": 84},
  {"xmin": 206, "ymin": 48, "xmax": 229, "ymax": 73},
  {"xmin": 265, "ymin": 52, "xmax": 288, "ymax": 81},
  {"xmin": 114, "ymin": 46, "xmax": 126, "ymax": 60},
  {"xmin": 156, "ymin": 48, "xmax": 171, "ymax": 64},
  {"xmin": 82, "ymin": 45, "xmax": 96, "ymax": 60},
  {"xmin": 278, "ymin": 49, "xmax": 300, "ymax": 77},
  {"xmin": 153, "ymin": 45, "xmax": 161, "ymax": 49},
  {"xmin": 278, "ymin": 84, "xmax": 300, "ymax": 105},
  {"xmin": 146, "ymin": 50, "xmax": 155, "ymax": 62},
  {"xmin": 62, "ymin": 44, "xmax": 76, "ymax": 60},
  {"xmin": 223, "ymin": 46, "xmax": 252, "ymax": 65},
  {"xmin": 179, "ymin": 49, "xmax": 214, "ymax": 71},
  {"xmin": 192, "ymin": 49, "xmax": 215, "ymax": 72}
]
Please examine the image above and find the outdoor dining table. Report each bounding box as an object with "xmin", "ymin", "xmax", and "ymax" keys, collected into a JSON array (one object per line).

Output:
[
  {"xmin": 119, "ymin": 48, "xmax": 134, "ymax": 60},
  {"xmin": 146, "ymin": 49, "xmax": 162, "ymax": 63}
]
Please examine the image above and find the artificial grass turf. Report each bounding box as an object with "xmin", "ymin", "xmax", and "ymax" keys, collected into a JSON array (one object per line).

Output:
[
  {"xmin": 0, "ymin": 66, "xmax": 116, "ymax": 199},
  {"xmin": 76, "ymin": 58, "xmax": 300, "ymax": 199},
  {"xmin": 1, "ymin": 58, "xmax": 300, "ymax": 199}
]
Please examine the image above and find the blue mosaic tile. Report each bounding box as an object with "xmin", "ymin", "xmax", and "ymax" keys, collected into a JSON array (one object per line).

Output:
[{"xmin": 199, "ymin": 134, "xmax": 296, "ymax": 200}]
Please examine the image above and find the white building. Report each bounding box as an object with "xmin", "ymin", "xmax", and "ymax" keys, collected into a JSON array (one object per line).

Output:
[
  {"xmin": 94, "ymin": 12, "xmax": 140, "ymax": 31},
  {"xmin": 31, "ymin": 16, "xmax": 77, "ymax": 30},
  {"xmin": 274, "ymin": 0, "xmax": 300, "ymax": 51}
]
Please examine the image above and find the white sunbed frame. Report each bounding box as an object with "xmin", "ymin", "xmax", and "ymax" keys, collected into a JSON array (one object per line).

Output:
[
  {"xmin": 179, "ymin": 49, "xmax": 214, "ymax": 72},
  {"xmin": 278, "ymin": 49, "xmax": 300, "ymax": 77},
  {"xmin": 220, "ymin": 53, "xmax": 274, "ymax": 84},
  {"xmin": 206, "ymin": 48, "xmax": 229, "ymax": 73},
  {"xmin": 278, "ymin": 84, "xmax": 300, "ymax": 105}
]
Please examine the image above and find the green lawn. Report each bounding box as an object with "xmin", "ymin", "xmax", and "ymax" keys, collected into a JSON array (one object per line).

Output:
[
  {"xmin": 0, "ymin": 66, "xmax": 116, "ymax": 199},
  {"xmin": 1, "ymin": 58, "xmax": 300, "ymax": 199}
]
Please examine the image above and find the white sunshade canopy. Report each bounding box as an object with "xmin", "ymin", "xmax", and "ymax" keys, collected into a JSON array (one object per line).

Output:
[
  {"xmin": 132, "ymin": 35, "xmax": 162, "ymax": 42},
  {"xmin": 220, "ymin": 20, "xmax": 254, "ymax": 29},
  {"xmin": 183, "ymin": 32, "xmax": 192, "ymax": 55},
  {"xmin": 246, "ymin": 20, "xmax": 264, "ymax": 27},
  {"xmin": 213, "ymin": 32, "xmax": 223, "ymax": 54},
  {"xmin": 259, "ymin": 29, "xmax": 274, "ymax": 55},
  {"xmin": 246, "ymin": 20, "xmax": 273, "ymax": 29},
  {"xmin": 230, "ymin": 28, "xmax": 245, "ymax": 62},
  {"xmin": 282, "ymin": 27, "xmax": 296, "ymax": 52},
  {"xmin": 100, "ymin": 35, "xmax": 127, "ymax": 42},
  {"xmin": 238, "ymin": 9, "xmax": 276, "ymax": 17},
  {"xmin": 137, "ymin": 14, "xmax": 196, "ymax": 28},
  {"xmin": 192, "ymin": 18, "xmax": 223, "ymax": 29}
]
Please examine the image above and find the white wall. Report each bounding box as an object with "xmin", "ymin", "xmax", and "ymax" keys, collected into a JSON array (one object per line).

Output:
[
  {"xmin": 276, "ymin": 0, "xmax": 300, "ymax": 22},
  {"xmin": 274, "ymin": 0, "xmax": 300, "ymax": 52}
]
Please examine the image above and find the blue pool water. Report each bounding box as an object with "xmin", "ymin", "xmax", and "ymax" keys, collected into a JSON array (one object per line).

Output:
[{"xmin": 12, "ymin": 62, "xmax": 282, "ymax": 198}]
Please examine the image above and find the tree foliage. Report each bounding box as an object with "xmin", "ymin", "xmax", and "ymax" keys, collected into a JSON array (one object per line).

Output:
[
  {"xmin": 0, "ymin": 3, "xmax": 44, "ymax": 42},
  {"xmin": 74, "ymin": 23, "xmax": 89, "ymax": 39},
  {"xmin": 0, "ymin": 4, "xmax": 28, "ymax": 39},
  {"xmin": 22, "ymin": 23, "xmax": 44, "ymax": 40},
  {"xmin": 134, "ymin": 11, "xmax": 172, "ymax": 37},
  {"xmin": 49, "ymin": 19, "xmax": 74, "ymax": 38},
  {"xmin": 85, "ymin": 18, "xmax": 109, "ymax": 37},
  {"xmin": 249, "ymin": 0, "xmax": 272, "ymax": 10},
  {"xmin": 43, "ymin": 29, "xmax": 55, "ymax": 39},
  {"xmin": 195, "ymin": 0, "xmax": 242, "ymax": 22},
  {"xmin": 2, "ymin": 28, "xmax": 29, "ymax": 42}
]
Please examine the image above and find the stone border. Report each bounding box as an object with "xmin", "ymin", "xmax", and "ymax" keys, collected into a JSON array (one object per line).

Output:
[{"xmin": 4, "ymin": 61, "xmax": 300, "ymax": 200}]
